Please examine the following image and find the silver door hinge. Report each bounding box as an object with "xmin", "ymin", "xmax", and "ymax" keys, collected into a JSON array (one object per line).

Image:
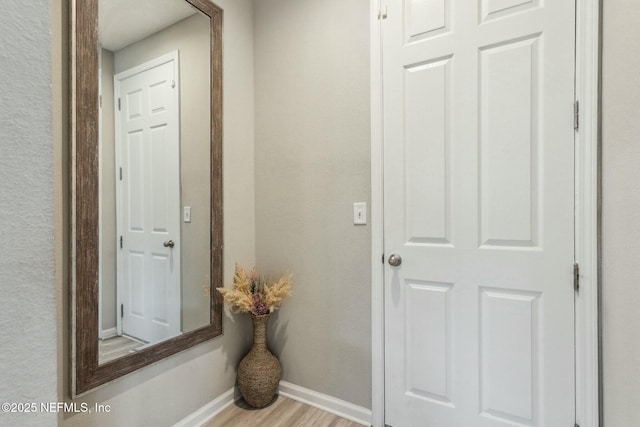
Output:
[
  {"xmin": 381, "ymin": 253, "xmax": 385, "ymax": 264},
  {"xmin": 574, "ymin": 262, "xmax": 580, "ymax": 293},
  {"xmin": 120, "ymin": 235, "xmax": 123, "ymax": 249},
  {"xmin": 119, "ymin": 167, "xmax": 123, "ymax": 181},
  {"xmin": 574, "ymin": 100, "xmax": 579, "ymax": 130},
  {"xmin": 121, "ymin": 304, "xmax": 124, "ymax": 318},
  {"xmin": 99, "ymin": 94, "xmax": 102, "ymax": 108},
  {"xmin": 118, "ymin": 98, "xmax": 121, "ymax": 111},
  {"xmin": 378, "ymin": 6, "xmax": 388, "ymax": 20}
]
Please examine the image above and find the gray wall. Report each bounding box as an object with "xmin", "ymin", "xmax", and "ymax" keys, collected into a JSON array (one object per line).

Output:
[
  {"xmin": 101, "ymin": 48, "xmax": 117, "ymax": 332},
  {"xmin": 254, "ymin": 0, "xmax": 372, "ymax": 409},
  {"xmin": 0, "ymin": 1, "xmax": 58, "ymax": 426},
  {"xmin": 601, "ymin": 1, "xmax": 640, "ymax": 425},
  {"xmin": 56, "ymin": 0, "xmax": 257, "ymax": 426}
]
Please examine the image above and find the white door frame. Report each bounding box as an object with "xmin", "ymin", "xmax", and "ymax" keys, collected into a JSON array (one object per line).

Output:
[
  {"xmin": 98, "ymin": 48, "xmax": 103, "ymax": 340},
  {"xmin": 369, "ymin": 1, "xmax": 601, "ymax": 426}
]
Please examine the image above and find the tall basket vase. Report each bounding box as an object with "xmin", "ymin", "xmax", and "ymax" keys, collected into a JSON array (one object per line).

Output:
[{"xmin": 237, "ymin": 313, "xmax": 281, "ymax": 408}]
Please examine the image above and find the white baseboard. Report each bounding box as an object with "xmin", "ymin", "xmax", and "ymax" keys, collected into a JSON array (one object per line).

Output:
[
  {"xmin": 173, "ymin": 381, "xmax": 372, "ymax": 427},
  {"xmin": 101, "ymin": 327, "xmax": 117, "ymax": 339},
  {"xmin": 172, "ymin": 387, "xmax": 235, "ymax": 427},
  {"xmin": 278, "ymin": 381, "xmax": 372, "ymax": 426}
]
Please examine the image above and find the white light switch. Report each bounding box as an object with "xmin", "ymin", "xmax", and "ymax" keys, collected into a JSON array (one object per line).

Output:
[
  {"xmin": 353, "ymin": 202, "xmax": 367, "ymax": 225},
  {"xmin": 184, "ymin": 206, "xmax": 191, "ymax": 223}
]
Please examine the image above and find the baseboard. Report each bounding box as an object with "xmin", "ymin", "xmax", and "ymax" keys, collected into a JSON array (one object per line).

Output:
[
  {"xmin": 172, "ymin": 387, "xmax": 235, "ymax": 427},
  {"xmin": 278, "ymin": 381, "xmax": 372, "ymax": 426},
  {"xmin": 101, "ymin": 327, "xmax": 117, "ymax": 339},
  {"xmin": 173, "ymin": 381, "xmax": 372, "ymax": 427}
]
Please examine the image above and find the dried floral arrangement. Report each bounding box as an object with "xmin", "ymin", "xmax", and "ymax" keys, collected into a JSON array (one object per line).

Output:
[{"xmin": 217, "ymin": 264, "xmax": 293, "ymax": 315}]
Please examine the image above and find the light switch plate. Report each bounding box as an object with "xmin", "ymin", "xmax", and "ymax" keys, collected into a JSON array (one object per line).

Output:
[
  {"xmin": 184, "ymin": 206, "xmax": 191, "ymax": 223},
  {"xmin": 353, "ymin": 202, "xmax": 367, "ymax": 225}
]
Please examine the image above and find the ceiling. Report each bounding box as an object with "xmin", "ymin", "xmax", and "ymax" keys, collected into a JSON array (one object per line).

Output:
[{"xmin": 99, "ymin": 0, "xmax": 198, "ymax": 51}]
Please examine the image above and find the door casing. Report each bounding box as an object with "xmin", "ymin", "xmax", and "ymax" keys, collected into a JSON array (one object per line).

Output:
[{"xmin": 369, "ymin": 1, "xmax": 601, "ymax": 426}]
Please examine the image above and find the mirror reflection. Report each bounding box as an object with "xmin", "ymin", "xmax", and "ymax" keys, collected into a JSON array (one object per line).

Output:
[{"xmin": 98, "ymin": 0, "xmax": 211, "ymax": 364}]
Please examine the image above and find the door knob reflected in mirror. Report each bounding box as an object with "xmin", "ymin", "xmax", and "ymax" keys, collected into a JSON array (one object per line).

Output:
[
  {"xmin": 388, "ymin": 254, "xmax": 402, "ymax": 267},
  {"xmin": 163, "ymin": 240, "xmax": 175, "ymax": 248}
]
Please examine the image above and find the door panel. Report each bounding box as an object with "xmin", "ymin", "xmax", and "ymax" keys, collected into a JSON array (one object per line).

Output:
[
  {"xmin": 480, "ymin": 288, "xmax": 540, "ymax": 424},
  {"xmin": 404, "ymin": 57, "xmax": 452, "ymax": 244},
  {"xmin": 479, "ymin": 36, "xmax": 540, "ymax": 247},
  {"xmin": 383, "ymin": 0, "xmax": 576, "ymax": 425},
  {"xmin": 405, "ymin": 0, "xmax": 449, "ymax": 42},
  {"xmin": 481, "ymin": 0, "xmax": 539, "ymax": 22},
  {"xmin": 405, "ymin": 280, "xmax": 453, "ymax": 404}
]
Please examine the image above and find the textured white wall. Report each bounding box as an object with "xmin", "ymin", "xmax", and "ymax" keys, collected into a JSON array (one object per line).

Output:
[
  {"xmin": 601, "ymin": 1, "xmax": 640, "ymax": 425},
  {"xmin": 0, "ymin": 1, "xmax": 58, "ymax": 426},
  {"xmin": 56, "ymin": 0, "xmax": 257, "ymax": 426},
  {"xmin": 254, "ymin": 0, "xmax": 372, "ymax": 409}
]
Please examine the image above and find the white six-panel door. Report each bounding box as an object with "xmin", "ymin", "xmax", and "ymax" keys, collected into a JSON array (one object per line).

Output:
[
  {"xmin": 382, "ymin": 1, "xmax": 576, "ymax": 426},
  {"xmin": 115, "ymin": 51, "xmax": 181, "ymax": 344}
]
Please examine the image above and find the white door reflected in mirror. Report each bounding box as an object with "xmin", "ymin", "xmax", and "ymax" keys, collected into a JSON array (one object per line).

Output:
[
  {"xmin": 97, "ymin": 0, "xmax": 211, "ymax": 364},
  {"xmin": 115, "ymin": 51, "xmax": 181, "ymax": 345}
]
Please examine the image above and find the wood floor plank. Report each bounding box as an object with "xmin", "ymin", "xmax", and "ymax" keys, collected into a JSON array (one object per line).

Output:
[
  {"xmin": 98, "ymin": 336, "xmax": 144, "ymax": 364},
  {"xmin": 204, "ymin": 395, "xmax": 366, "ymax": 427}
]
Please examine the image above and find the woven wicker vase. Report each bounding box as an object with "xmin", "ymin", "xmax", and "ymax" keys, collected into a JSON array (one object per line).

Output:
[{"xmin": 237, "ymin": 313, "xmax": 281, "ymax": 408}]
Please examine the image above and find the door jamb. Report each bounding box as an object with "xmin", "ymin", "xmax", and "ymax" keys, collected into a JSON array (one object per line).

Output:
[
  {"xmin": 573, "ymin": 1, "xmax": 601, "ymax": 426},
  {"xmin": 370, "ymin": 0, "xmax": 384, "ymax": 425},
  {"xmin": 369, "ymin": 1, "xmax": 601, "ymax": 426}
]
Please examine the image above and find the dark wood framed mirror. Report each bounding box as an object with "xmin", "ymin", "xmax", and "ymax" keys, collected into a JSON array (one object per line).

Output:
[{"xmin": 72, "ymin": 0, "xmax": 223, "ymax": 396}]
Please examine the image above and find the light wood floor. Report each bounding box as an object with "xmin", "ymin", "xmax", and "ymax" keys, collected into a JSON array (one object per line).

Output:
[
  {"xmin": 98, "ymin": 335, "xmax": 144, "ymax": 364},
  {"xmin": 204, "ymin": 395, "xmax": 366, "ymax": 427}
]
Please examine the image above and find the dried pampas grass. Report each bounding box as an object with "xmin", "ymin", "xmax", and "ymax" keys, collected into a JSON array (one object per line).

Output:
[{"xmin": 217, "ymin": 264, "xmax": 292, "ymax": 315}]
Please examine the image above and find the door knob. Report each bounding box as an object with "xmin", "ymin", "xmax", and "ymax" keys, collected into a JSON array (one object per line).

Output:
[
  {"xmin": 163, "ymin": 240, "xmax": 175, "ymax": 248},
  {"xmin": 388, "ymin": 254, "xmax": 402, "ymax": 267}
]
